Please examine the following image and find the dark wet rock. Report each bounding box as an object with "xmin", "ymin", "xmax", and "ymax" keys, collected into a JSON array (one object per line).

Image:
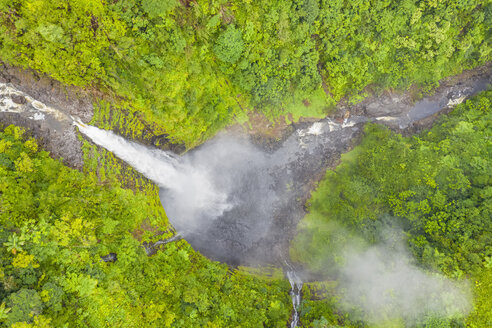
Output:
[
  {"xmin": 172, "ymin": 65, "xmax": 491, "ymax": 266},
  {"xmin": 152, "ymin": 234, "xmax": 182, "ymax": 247},
  {"xmin": 364, "ymin": 93, "xmax": 411, "ymax": 117},
  {"xmin": 0, "ymin": 112, "xmax": 85, "ymax": 169},
  {"xmin": 0, "ymin": 63, "xmax": 186, "ymax": 171},
  {"xmin": 336, "ymin": 63, "xmax": 491, "ymax": 128},
  {"xmin": 0, "ymin": 60, "xmax": 490, "ymax": 267},
  {"xmin": 175, "ymin": 119, "xmax": 367, "ymax": 266},
  {"xmin": 0, "ymin": 63, "xmax": 93, "ymax": 169},
  {"xmin": 100, "ymin": 253, "xmax": 117, "ymax": 262},
  {"xmin": 11, "ymin": 94, "xmax": 26, "ymax": 104},
  {"xmin": 142, "ymin": 234, "xmax": 182, "ymax": 256}
]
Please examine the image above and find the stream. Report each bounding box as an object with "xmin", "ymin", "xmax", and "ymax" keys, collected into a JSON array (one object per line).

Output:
[
  {"xmin": 285, "ymin": 260, "xmax": 303, "ymax": 328},
  {"xmin": 0, "ymin": 69, "xmax": 490, "ymax": 328}
]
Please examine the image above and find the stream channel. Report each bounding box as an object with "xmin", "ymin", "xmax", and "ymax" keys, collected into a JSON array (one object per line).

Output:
[{"xmin": 0, "ymin": 69, "xmax": 490, "ymax": 327}]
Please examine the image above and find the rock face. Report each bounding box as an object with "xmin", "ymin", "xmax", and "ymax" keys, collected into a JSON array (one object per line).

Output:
[
  {"xmin": 0, "ymin": 63, "xmax": 186, "ymax": 164},
  {"xmin": 1, "ymin": 60, "xmax": 490, "ymax": 171},
  {"xmin": 0, "ymin": 60, "xmax": 489, "ymax": 267},
  {"xmin": 173, "ymin": 65, "xmax": 491, "ymax": 266},
  {"xmin": 11, "ymin": 94, "xmax": 27, "ymax": 104},
  {"xmin": 364, "ymin": 93, "xmax": 411, "ymax": 117},
  {"xmin": 0, "ymin": 63, "xmax": 93, "ymax": 121},
  {"xmin": 0, "ymin": 112, "xmax": 84, "ymax": 169},
  {"xmin": 0, "ymin": 63, "xmax": 96, "ymax": 169},
  {"xmin": 100, "ymin": 253, "xmax": 117, "ymax": 262}
]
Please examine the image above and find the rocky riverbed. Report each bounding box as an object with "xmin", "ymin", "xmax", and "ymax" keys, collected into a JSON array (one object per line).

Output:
[{"xmin": 0, "ymin": 63, "xmax": 93, "ymax": 169}]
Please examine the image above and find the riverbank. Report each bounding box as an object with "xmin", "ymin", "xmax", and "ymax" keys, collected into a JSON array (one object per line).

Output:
[{"xmin": 0, "ymin": 62, "xmax": 184, "ymax": 169}]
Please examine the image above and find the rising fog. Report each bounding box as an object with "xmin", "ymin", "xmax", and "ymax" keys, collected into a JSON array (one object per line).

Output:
[
  {"xmin": 316, "ymin": 227, "xmax": 472, "ymax": 325},
  {"xmin": 159, "ymin": 133, "xmax": 279, "ymax": 263},
  {"xmin": 340, "ymin": 244, "xmax": 471, "ymax": 325},
  {"xmin": 77, "ymin": 122, "xmax": 281, "ymax": 263}
]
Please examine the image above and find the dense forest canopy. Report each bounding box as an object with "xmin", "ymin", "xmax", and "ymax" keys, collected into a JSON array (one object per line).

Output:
[
  {"xmin": 1, "ymin": 91, "xmax": 490, "ymax": 328},
  {"xmin": 0, "ymin": 0, "xmax": 490, "ymax": 144}
]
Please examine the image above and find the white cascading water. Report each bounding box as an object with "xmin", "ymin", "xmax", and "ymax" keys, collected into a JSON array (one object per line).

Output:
[
  {"xmin": 78, "ymin": 120, "xmax": 305, "ymax": 328},
  {"xmin": 284, "ymin": 259, "xmax": 303, "ymax": 328},
  {"xmin": 74, "ymin": 121, "xmax": 232, "ymax": 225},
  {"xmin": 286, "ymin": 270, "xmax": 303, "ymax": 328}
]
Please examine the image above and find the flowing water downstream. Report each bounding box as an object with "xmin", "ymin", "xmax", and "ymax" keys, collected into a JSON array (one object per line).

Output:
[
  {"xmin": 75, "ymin": 115, "xmax": 367, "ymax": 262},
  {"xmin": 0, "ymin": 71, "xmax": 490, "ymax": 327}
]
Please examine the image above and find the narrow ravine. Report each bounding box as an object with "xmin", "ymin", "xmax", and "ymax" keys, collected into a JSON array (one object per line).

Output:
[
  {"xmin": 2, "ymin": 75, "xmax": 490, "ymax": 267},
  {"xmin": 287, "ymin": 271, "xmax": 303, "ymax": 328}
]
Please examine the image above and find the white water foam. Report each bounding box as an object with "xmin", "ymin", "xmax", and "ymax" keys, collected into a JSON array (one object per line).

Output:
[
  {"xmin": 285, "ymin": 260, "xmax": 303, "ymax": 328},
  {"xmin": 306, "ymin": 122, "xmax": 324, "ymax": 135},
  {"xmin": 0, "ymin": 82, "xmax": 70, "ymax": 122}
]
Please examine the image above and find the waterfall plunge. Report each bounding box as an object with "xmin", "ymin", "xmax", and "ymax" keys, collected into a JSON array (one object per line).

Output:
[{"xmin": 75, "ymin": 122, "xmax": 232, "ymax": 226}]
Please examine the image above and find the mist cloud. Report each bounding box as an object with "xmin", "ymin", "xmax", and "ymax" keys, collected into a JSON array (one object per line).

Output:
[
  {"xmin": 160, "ymin": 133, "xmax": 279, "ymax": 263},
  {"xmin": 338, "ymin": 236, "xmax": 471, "ymax": 325}
]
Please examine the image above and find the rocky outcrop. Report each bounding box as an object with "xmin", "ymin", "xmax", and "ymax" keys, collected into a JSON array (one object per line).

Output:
[
  {"xmin": 0, "ymin": 61, "xmax": 490, "ymax": 172},
  {"xmin": 0, "ymin": 63, "xmax": 93, "ymax": 121},
  {"xmin": 0, "ymin": 63, "xmax": 94, "ymax": 169}
]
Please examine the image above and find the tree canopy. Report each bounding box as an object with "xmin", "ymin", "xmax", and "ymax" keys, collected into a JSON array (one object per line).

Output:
[
  {"xmin": 291, "ymin": 91, "xmax": 492, "ymax": 327},
  {"xmin": 0, "ymin": 0, "xmax": 489, "ymax": 145}
]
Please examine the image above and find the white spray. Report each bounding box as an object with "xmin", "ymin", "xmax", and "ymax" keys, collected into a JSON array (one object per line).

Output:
[{"xmin": 74, "ymin": 122, "xmax": 232, "ymax": 226}]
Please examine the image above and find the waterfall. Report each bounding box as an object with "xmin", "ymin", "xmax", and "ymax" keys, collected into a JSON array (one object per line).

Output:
[
  {"xmin": 74, "ymin": 121, "xmax": 232, "ymax": 226},
  {"xmin": 285, "ymin": 262, "xmax": 303, "ymax": 328}
]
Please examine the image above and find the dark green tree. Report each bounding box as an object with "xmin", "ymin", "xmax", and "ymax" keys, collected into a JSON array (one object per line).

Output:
[{"xmin": 6, "ymin": 289, "xmax": 43, "ymax": 326}]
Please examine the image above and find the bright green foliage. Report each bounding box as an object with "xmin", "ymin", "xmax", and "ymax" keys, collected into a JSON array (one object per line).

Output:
[
  {"xmin": 466, "ymin": 269, "xmax": 492, "ymax": 327},
  {"xmin": 0, "ymin": 0, "xmax": 125, "ymax": 86},
  {"xmin": 315, "ymin": 0, "xmax": 491, "ymax": 100},
  {"xmin": 297, "ymin": 281, "xmax": 360, "ymax": 328},
  {"xmin": 141, "ymin": 0, "xmax": 178, "ymax": 18},
  {"xmin": 291, "ymin": 92, "xmax": 492, "ymax": 326},
  {"xmin": 0, "ymin": 1, "xmax": 490, "ymax": 145},
  {"xmin": 0, "ymin": 125, "xmax": 291, "ymax": 327},
  {"xmin": 214, "ymin": 25, "xmax": 244, "ymax": 64}
]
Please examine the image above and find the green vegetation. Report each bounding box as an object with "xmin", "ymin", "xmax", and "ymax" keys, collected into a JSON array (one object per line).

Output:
[
  {"xmin": 466, "ymin": 268, "xmax": 492, "ymax": 328},
  {"xmin": 0, "ymin": 0, "xmax": 490, "ymax": 145},
  {"xmin": 298, "ymin": 281, "xmax": 360, "ymax": 328},
  {"xmin": 291, "ymin": 91, "xmax": 492, "ymax": 326},
  {"xmin": 0, "ymin": 125, "xmax": 291, "ymax": 327}
]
